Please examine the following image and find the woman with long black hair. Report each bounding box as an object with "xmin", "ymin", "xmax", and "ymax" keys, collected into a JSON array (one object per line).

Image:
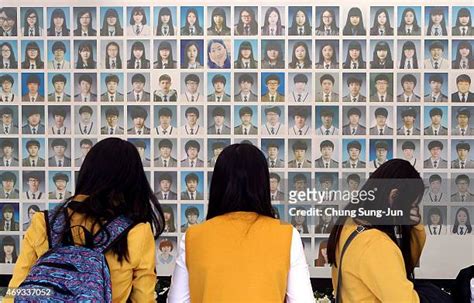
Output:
[
  {"xmin": 426, "ymin": 7, "xmax": 448, "ymax": 36},
  {"xmin": 9, "ymin": 138, "xmax": 165, "ymax": 301},
  {"xmin": 75, "ymin": 41, "xmax": 97, "ymax": 69},
  {"xmin": 370, "ymin": 8, "xmax": 393, "ymax": 36},
  {"xmin": 22, "ymin": 8, "xmax": 42, "ymax": 37},
  {"xmin": 398, "ymin": 7, "xmax": 421, "ymax": 35},
  {"xmin": 288, "ymin": 7, "xmax": 312, "ymax": 35},
  {"xmin": 168, "ymin": 143, "xmax": 314, "ymax": 302},
  {"xmin": 181, "ymin": 8, "xmax": 203, "ymax": 36},
  {"xmin": 47, "ymin": 8, "xmax": 69, "ymax": 36},
  {"xmin": 100, "ymin": 8, "xmax": 123, "ymax": 36},
  {"xmin": 127, "ymin": 41, "xmax": 150, "ymax": 69},
  {"xmin": 452, "ymin": 41, "xmax": 474, "ymax": 69},
  {"xmin": 0, "ymin": 42, "xmax": 18, "ymax": 69},
  {"xmin": 73, "ymin": 8, "xmax": 96, "ymax": 36},
  {"xmin": 370, "ymin": 41, "xmax": 394, "ymax": 69},
  {"xmin": 234, "ymin": 41, "xmax": 257, "ymax": 69},
  {"xmin": 21, "ymin": 41, "xmax": 44, "ymax": 69},
  {"xmin": 261, "ymin": 7, "xmax": 285, "ymax": 36},
  {"xmin": 342, "ymin": 41, "xmax": 366, "ymax": 69},
  {"xmin": 156, "ymin": 7, "xmax": 176, "ymax": 36},
  {"xmin": 289, "ymin": 41, "xmax": 312, "ymax": 69},
  {"xmin": 328, "ymin": 159, "xmax": 426, "ymax": 302},
  {"xmin": 343, "ymin": 7, "xmax": 366, "ymax": 35},
  {"xmin": 315, "ymin": 8, "xmax": 339, "ymax": 36},
  {"xmin": 207, "ymin": 7, "xmax": 231, "ymax": 35},
  {"xmin": 234, "ymin": 7, "xmax": 258, "ymax": 35},
  {"xmin": 104, "ymin": 41, "xmax": 122, "ymax": 69},
  {"xmin": 153, "ymin": 41, "xmax": 177, "ymax": 69},
  {"xmin": 399, "ymin": 41, "xmax": 419, "ymax": 69}
]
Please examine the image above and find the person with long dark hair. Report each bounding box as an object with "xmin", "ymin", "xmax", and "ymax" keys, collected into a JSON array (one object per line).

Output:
[
  {"xmin": 168, "ymin": 143, "xmax": 314, "ymax": 302},
  {"xmin": 315, "ymin": 240, "xmax": 329, "ymax": 267},
  {"xmin": 398, "ymin": 7, "xmax": 421, "ymax": 35},
  {"xmin": 75, "ymin": 41, "xmax": 96, "ymax": 69},
  {"xmin": 127, "ymin": 41, "xmax": 150, "ymax": 69},
  {"xmin": 261, "ymin": 7, "xmax": 285, "ymax": 36},
  {"xmin": 47, "ymin": 8, "xmax": 69, "ymax": 36},
  {"xmin": 315, "ymin": 8, "xmax": 339, "ymax": 36},
  {"xmin": 162, "ymin": 205, "xmax": 176, "ymax": 233},
  {"xmin": 156, "ymin": 7, "xmax": 176, "ymax": 36},
  {"xmin": 100, "ymin": 8, "xmax": 123, "ymax": 36},
  {"xmin": 288, "ymin": 7, "xmax": 312, "ymax": 35},
  {"xmin": 73, "ymin": 8, "xmax": 96, "ymax": 36},
  {"xmin": 315, "ymin": 41, "xmax": 338, "ymax": 69},
  {"xmin": 327, "ymin": 159, "xmax": 426, "ymax": 302},
  {"xmin": 370, "ymin": 41, "xmax": 394, "ymax": 69},
  {"xmin": 342, "ymin": 41, "xmax": 366, "ymax": 69},
  {"xmin": 453, "ymin": 8, "xmax": 473, "ymax": 36},
  {"xmin": 234, "ymin": 41, "xmax": 257, "ymax": 68},
  {"xmin": 127, "ymin": 7, "xmax": 150, "ymax": 36},
  {"xmin": 207, "ymin": 39, "xmax": 230, "ymax": 69},
  {"xmin": 234, "ymin": 7, "xmax": 258, "ymax": 35},
  {"xmin": 289, "ymin": 41, "xmax": 312, "ymax": 69},
  {"xmin": 207, "ymin": 7, "xmax": 231, "ymax": 35},
  {"xmin": 261, "ymin": 40, "xmax": 284, "ymax": 69},
  {"xmin": 180, "ymin": 8, "xmax": 203, "ymax": 36},
  {"xmin": 370, "ymin": 8, "xmax": 393, "ymax": 35},
  {"xmin": 452, "ymin": 41, "xmax": 474, "ymax": 69},
  {"xmin": 343, "ymin": 7, "xmax": 366, "ymax": 35},
  {"xmin": 425, "ymin": 207, "xmax": 446, "ymax": 235},
  {"xmin": 426, "ymin": 7, "xmax": 447, "ymax": 36},
  {"xmin": 153, "ymin": 41, "xmax": 176, "ymax": 69},
  {"xmin": 22, "ymin": 8, "xmax": 42, "ymax": 36},
  {"xmin": 453, "ymin": 207, "xmax": 472, "ymax": 235},
  {"xmin": 0, "ymin": 236, "xmax": 17, "ymax": 263},
  {"xmin": 182, "ymin": 41, "xmax": 202, "ymax": 69},
  {"xmin": 21, "ymin": 41, "xmax": 44, "ymax": 69},
  {"xmin": 23, "ymin": 204, "xmax": 40, "ymax": 230},
  {"xmin": 399, "ymin": 41, "xmax": 419, "ymax": 69},
  {"xmin": 0, "ymin": 42, "xmax": 18, "ymax": 69},
  {"xmin": 8, "ymin": 138, "xmax": 165, "ymax": 300},
  {"xmin": 104, "ymin": 41, "xmax": 122, "ymax": 69}
]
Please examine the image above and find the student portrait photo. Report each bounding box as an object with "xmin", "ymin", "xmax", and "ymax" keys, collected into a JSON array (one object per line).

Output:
[
  {"xmin": 181, "ymin": 40, "xmax": 203, "ymax": 69},
  {"xmin": 424, "ymin": 74, "xmax": 448, "ymax": 102},
  {"xmin": 157, "ymin": 238, "xmax": 176, "ymax": 265},
  {"xmin": 153, "ymin": 41, "xmax": 177, "ymax": 69},
  {"xmin": 261, "ymin": 73, "xmax": 284, "ymax": 102},
  {"xmin": 290, "ymin": 206, "xmax": 309, "ymax": 234},
  {"xmin": 288, "ymin": 139, "xmax": 311, "ymax": 168},
  {"xmin": 398, "ymin": 41, "xmax": 420, "ymax": 69},
  {"xmin": 0, "ymin": 138, "xmax": 19, "ymax": 166},
  {"xmin": 21, "ymin": 105, "xmax": 45, "ymax": 135},
  {"xmin": 100, "ymin": 7, "xmax": 123, "ymax": 36},
  {"xmin": 0, "ymin": 172, "xmax": 19, "ymax": 199},
  {"xmin": 180, "ymin": 7, "xmax": 204, "ymax": 36},
  {"xmin": 207, "ymin": 7, "xmax": 231, "ymax": 36},
  {"xmin": 207, "ymin": 140, "xmax": 227, "ymax": 167},
  {"xmin": 398, "ymin": 140, "xmax": 421, "ymax": 170},
  {"xmin": 234, "ymin": 7, "xmax": 258, "ymax": 36},
  {"xmin": 127, "ymin": 41, "xmax": 150, "ymax": 69},
  {"xmin": 75, "ymin": 105, "xmax": 96, "ymax": 135},
  {"xmin": 234, "ymin": 40, "xmax": 258, "ymax": 69},
  {"xmin": 180, "ymin": 204, "xmax": 203, "ymax": 231},
  {"xmin": 22, "ymin": 204, "xmax": 42, "ymax": 230},
  {"xmin": 48, "ymin": 138, "xmax": 71, "ymax": 167},
  {"xmin": 48, "ymin": 106, "xmax": 71, "ymax": 135},
  {"xmin": 451, "ymin": 141, "xmax": 474, "ymax": 169},
  {"xmin": 397, "ymin": 74, "xmax": 421, "ymax": 102},
  {"xmin": 342, "ymin": 139, "xmax": 366, "ymax": 168},
  {"xmin": 100, "ymin": 106, "xmax": 124, "ymax": 135},
  {"xmin": 22, "ymin": 138, "xmax": 45, "ymax": 167},
  {"xmin": 181, "ymin": 106, "xmax": 204, "ymax": 135},
  {"xmin": 0, "ymin": 106, "xmax": 18, "ymax": 135},
  {"xmin": 154, "ymin": 106, "xmax": 176, "ymax": 136},
  {"xmin": 0, "ymin": 204, "xmax": 18, "ymax": 231},
  {"xmin": 368, "ymin": 140, "xmax": 392, "ymax": 169},
  {"xmin": 74, "ymin": 138, "xmax": 94, "ymax": 167},
  {"xmin": 288, "ymin": 6, "xmax": 312, "ymax": 36},
  {"xmin": 451, "ymin": 175, "xmax": 474, "ymax": 202},
  {"xmin": 154, "ymin": 139, "xmax": 177, "ymax": 167},
  {"xmin": 207, "ymin": 106, "xmax": 231, "ymax": 135},
  {"xmin": 21, "ymin": 7, "xmax": 43, "ymax": 37},
  {"xmin": 370, "ymin": 7, "xmax": 394, "ymax": 36},
  {"xmin": 0, "ymin": 42, "xmax": 18, "ymax": 69},
  {"xmin": 127, "ymin": 106, "xmax": 150, "ymax": 135},
  {"xmin": 0, "ymin": 74, "xmax": 17, "ymax": 101},
  {"xmin": 288, "ymin": 40, "xmax": 312, "ymax": 69},
  {"xmin": 0, "ymin": 7, "xmax": 18, "ymax": 37},
  {"xmin": 21, "ymin": 73, "xmax": 44, "ymax": 102},
  {"xmin": 99, "ymin": 74, "xmax": 123, "ymax": 102},
  {"xmin": 452, "ymin": 107, "xmax": 474, "ymax": 136},
  {"xmin": 315, "ymin": 40, "xmax": 339, "ymax": 69},
  {"xmin": 424, "ymin": 107, "xmax": 448, "ymax": 135},
  {"xmin": 74, "ymin": 73, "xmax": 97, "ymax": 102},
  {"xmin": 48, "ymin": 74, "xmax": 71, "ymax": 102},
  {"xmin": 48, "ymin": 172, "xmax": 72, "ymax": 200},
  {"xmin": 152, "ymin": 74, "xmax": 176, "ymax": 102},
  {"xmin": 315, "ymin": 7, "xmax": 339, "ymax": 36},
  {"xmin": 207, "ymin": 39, "xmax": 231, "ymax": 69},
  {"xmin": 269, "ymin": 172, "xmax": 285, "ymax": 201},
  {"xmin": 180, "ymin": 173, "xmax": 204, "ymax": 201},
  {"xmin": 370, "ymin": 41, "xmax": 393, "ymax": 69},
  {"xmin": 103, "ymin": 41, "xmax": 123, "ymax": 69},
  {"xmin": 154, "ymin": 172, "xmax": 178, "ymax": 200},
  {"xmin": 342, "ymin": 7, "xmax": 366, "ymax": 35},
  {"xmin": 315, "ymin": 207, "xmax": 336, "ymax": 234},
  {"xmin": 180, "ymin": 139, "xmax": 204, "ymax": 167},
  {"xmin": 425, "ymin": 6, "xmax": 448, "ymax": 36},
  {"xmin": 316, "ymin": 106, "xmax": 339, "ymax": 135},
  {"xmin": 342, "ymin": 74, "xmax": 366, "ymax": 102},
  {"xmin": 452, "ymin": 207, "xmax": 472, "ymax": 235},
  {"xmin": 261, "ymin": 6, "xmax": 285, "ymax": 36},
  {"xmin": 155, "ymin": 6, "xmax": 177, "ymax": 36},
  {"xmin": 180, "ymin": 73, "xmax": 203, "ymax": 102},
  {"xmin": 22, "ymin": 171, "xmax": 45, "ymax": 200},
  {"xmin": 234, "ymin": 73, "xmax": 258, "ymax": 102},
  {"xmin": 342, "ymin": 106, "xmax": 366, "ymax": 135},
  {"xmin": 288, "ymin": 73, "xmax": 310, "ymax": 102},
  {"xmin": 452, "ymin": 40, "xmax": 473, "ymax": 69},
  {"xmin": 369, "ymin": 107, "xmax": 393, "ymax": 135},
  {"xmin": 342, "ymin": 40, "xmax": 366, "ymax": 69},
  {"xmin": 263, "ymin": 139, "xmax": 284, "ymax": 168},
  {"xmin": 207, "ymin": 74, "xmax": 231, "ymax": 102},
  {"xmin": 288, "ymin": 106, "xmax": 311, "ymax": 135},
  {"xmin": 21, "ymin": 41, "xmax": 44, "ymax": 70},
  {"xmin": 423, "ymin": 140, "xmax": 448, "ymax": 169},
  {"xmin": 452, "ymin": 7, "xmax": 473, "ymax": 36},
  {"xmin": 130, "ymin": 139, "xmax": 151, "ymax": 167},
  {"xmin": 370, "ymin": 73, "xmax": 393, "ymax": 102},
  {"xmin": 73, "ymin": 7, "xmax": 97, "ymax": 36},
  {"xmin": 0, "ymin": 235, "xmax": 18, "ymax": 263},
  {"xmin": 452, "ymin": 74, "xmax": 474, "ymax": 102},
  {"xmin": 261, "ymin": 106, "xmax": 285, "ymax": 136},
  {"xmin": 234, "ymin": 106, "xmax": 258, "ymax": 135},
  {"xmin": 47, "ymin": 7, "xmax": 70, "ymax": 36},
  {"xmin": 128, "ymin": 73, "xmax": 150, "ymax": 102},
  {"xmin": 127, "ymin": 7, "xmax": 150, "ymax": 36},
  {"xmin": 424, "ymin": 206, "xmax": 447, "ymax": 235},
  {"xmin": 397, "ymin": 106, "xmax": 420, "ymax": 135},
  {"xmin": 314, "ymin": 140, "xmax": 339, "ymax": 168},
  {"xmin": 424, "ymin": 40, "xmax": 449, "ymax": 69},
  {"xmin": 424, "ymin": 173, "xmax": 448, "ymax": 203},
  {"xmin": 397, "ymin": 6, "xmax": 421, "ymax": 35}
]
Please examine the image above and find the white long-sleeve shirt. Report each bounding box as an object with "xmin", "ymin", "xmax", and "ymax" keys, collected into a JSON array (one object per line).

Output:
[{"xmin": 167, "ymin": 227, "xmax": 314, "ymax": 302}]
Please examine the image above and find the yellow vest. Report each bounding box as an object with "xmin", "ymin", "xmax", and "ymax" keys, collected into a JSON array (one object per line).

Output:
[{"xmin": 186, "ymin": 211, "xmax": 292, "ymax": 303}]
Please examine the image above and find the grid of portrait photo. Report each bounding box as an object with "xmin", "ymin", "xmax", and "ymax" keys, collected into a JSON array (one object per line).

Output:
[{"xmin": 0, "ymin": 3, "xmax": 473, "ymax": 276}]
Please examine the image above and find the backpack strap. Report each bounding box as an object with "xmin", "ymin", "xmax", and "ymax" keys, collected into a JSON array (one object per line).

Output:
[
  {"xmin": 92, "ymin": 216, "xmax": 134, "ymax": 254},
  {"xmin": 335, "ymin": 225, "xmax": 367, "ymax": 303},
  {"xmin": 44, "ymin": 207, "xmax": 71, "ymax": 249}
]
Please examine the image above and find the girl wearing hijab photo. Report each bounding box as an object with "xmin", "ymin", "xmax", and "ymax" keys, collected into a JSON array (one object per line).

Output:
[
  {"xmin": 21, "ymin": 42, "xmax": 44, "ymax": 69},
  {"xmin": 315, "ymin": 8, "xmax": 339, "ymax": 36},
  {"xmin": 104, "ymin": 41, "xmax": 122, "ymax": 69},
  {"xmin": 424, "ymin": 207, "xmax": 446, "ymax": 235},
  {"xmin": 154, "ymin": 41, "xmax": 177, "ymax": 69},
  {"xmin": 0, "ymin": 42, "xmax": 18, "ymax": 69},
  {"xmin": 399, "ymin": 41, "xmax": 419, "ymax": 69},
  {"xmin": 452, "ymin": 207, "xmax": 472, "ymax": 235},
  {"xmin": 370, "ymin": 8, "xmax": 394, "ymax": 36},
  {"xmin": 343, "ymin": 41, "xmax": 366, "ymax": 69},
  {"xmin": 370, "ymin": 41, "xmax": 394, "ymax": 69},
  {"xmin": 343, "ymin": 7, "xmax": 366, "ymax": 35},
  {"xmin": 261, "ymin": 40, "xmax": 285, "ymax": 69},
  {"xmin": 127, "ymin": 41, "xmax": 150, "ymax": 69},
  {"xmin": 127, "ymin": 7, "xmax": 150, "ymax": 36},
  {"xmin": 207, "ymin": 7, "xmax": 231, "ymax": 36},
  {"xmin": 288, "ymin": 7, "xmax": 312, "ymax": 36},
  {"xmin": 452, "ymin": 8, "xmax": 473, "ymax": 36},
  {"xmin": 21, "ymin": 8, "xmax": 42, "ymax": 37},
  {"xmin": 75, "ymin": 41, "xmax": 96, "ymax": 69},
  {"xmin": 73, "ymin": 8, "xmax": 96, "ymax": 36},
  {"xmin": 452, "ymin": 41, "xmax": 474, "ymax": 69},
  {"xmin": 47, "ymin": 8, "xmax": 69, "ymax": 36},
  {"xmin": 261, "ymin": 7, "xmax": 285, "ymax": 36},
  {"xmin": 207, "ymin": 39, "xmax": 231, "ymax": 69},
  {"xmin": 234, "ymin": 41, "xmax": 257, "ymax": 69},
  {"xmin": 100, "ymin": 8, "xmax": 123, "ymax": 36},
  {"xmin": 156, "ymin": 7, "xmax": 176, "ymax": 36},
  {"xmin": 181, "ymin": 8, "xmax": 203, "ymax": 36},
  {"xmin": 315, "ymin": 41, "xmax": 339, "ymax": 69},
  {"xmin": 289, "ymin": 41, "xmax": 312, "ymax": 69},
  {"xmin": 181, "ymin": 40, "xmax": 202, "ymax": 69},
  {"xmin": 234, "ymin": 7, "xmax": 258, "ymax": 36},
  {"xmin": 426, "ymin": 7, "xmax": 448, "ymax": 36},
  {"xmin": 397, "ymin": 7, "xmax": 421, "ymax": 35}
]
